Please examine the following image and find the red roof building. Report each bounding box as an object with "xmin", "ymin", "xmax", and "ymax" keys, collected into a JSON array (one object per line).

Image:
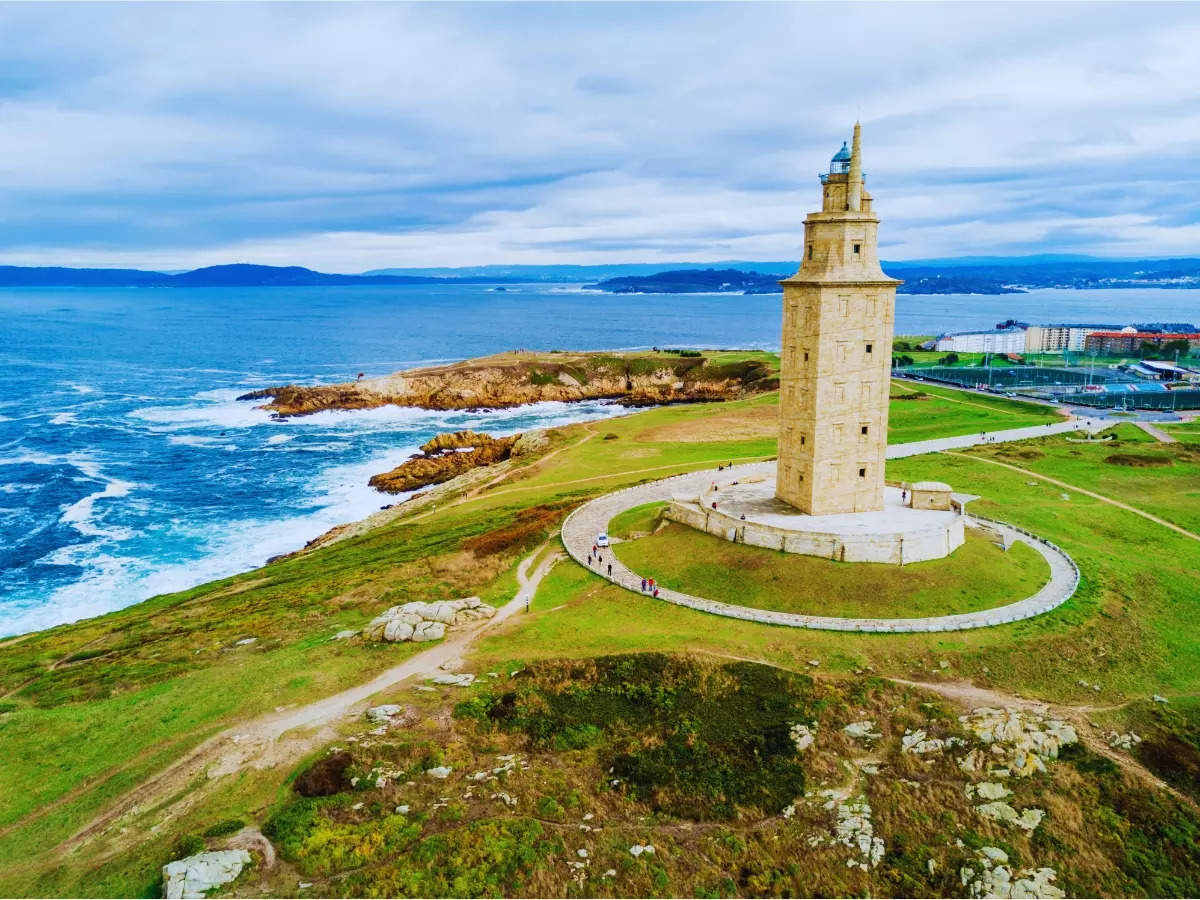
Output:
[{"xmin": 1083, "ymin": 331, "xmax": 1200, "ymax": 354}]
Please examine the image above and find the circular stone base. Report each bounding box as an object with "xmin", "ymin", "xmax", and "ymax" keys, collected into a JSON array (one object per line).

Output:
[{"xmin": 666, "ymin": 480, "xmax": 964, "ymax": 564}]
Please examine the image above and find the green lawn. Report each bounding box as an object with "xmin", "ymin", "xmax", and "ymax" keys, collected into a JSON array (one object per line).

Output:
[
  {"xmin": 0, "ymin": 375, "xmax": 1191, "ymax": 896},
  {"xmin": 611, "ymin": 526, "xmax": 1049, "ymax": 619},
  {"xmin": 962, "ymin": 432, "xmax": 1200, "ymax": 535},
  {"xmin": 888, "ymin": 380, "xmax": 1062, "ymax": 442}
]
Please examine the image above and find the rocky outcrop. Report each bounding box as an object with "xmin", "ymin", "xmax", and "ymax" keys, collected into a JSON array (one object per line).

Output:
[
  {"xmin": 237, "ymin": 351, "xmax": 776, "ymax": 418},
  {"xmin": 162, "ymin": 849, "xmax": 251, "ymax": 899},
  {"xmin": 368, "ymin": 431, "xmax": 519, "ymax": 494},
  {"xmin": 363, "ymin": 597, "xmax": 496, "ymax": 643}
]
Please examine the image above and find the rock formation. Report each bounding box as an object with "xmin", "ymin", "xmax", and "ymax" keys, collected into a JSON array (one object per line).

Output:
[
  {"xmin": 162, "ymin": 849, "xmax": 251, "ymax": 899},
  {"xmin": 237, "ymin": 351, "xmax": 776, "ymax": 418},
  {"xmin": 363, "ymin": 597, "xmax": 496, "ymax": 643},
  {"xmin": 368, "ymin": 430, "xmax": 520, "ymax": 494}
]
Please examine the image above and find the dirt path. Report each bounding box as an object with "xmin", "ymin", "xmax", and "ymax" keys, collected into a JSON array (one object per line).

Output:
[
  {"xmin": 1136, "ymin": 421, "xmax": 1178, "ymax": 443},
  {"xmin": 946, "ymin": 451, "xmax": 1200, "ymax": 543},
  {"xmin": 51, "ymin": 543, "xmax": 563, "ymax": 863}
]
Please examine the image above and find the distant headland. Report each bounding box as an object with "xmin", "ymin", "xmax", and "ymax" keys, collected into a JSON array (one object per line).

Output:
[{"xmin": 2, "ymin": 256, "xmax": 1200, "ymax": 292}]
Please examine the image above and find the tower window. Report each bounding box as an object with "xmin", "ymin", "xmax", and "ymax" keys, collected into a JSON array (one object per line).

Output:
[
  {"xmin": 853, "ymin": 243, "xmax": 861, "ymax": 254},
  {"xmin": 803, "ymin": 351, "xmax": 809, "ymax": 362},
  {"xmin": 865, "ymin": 343, "xmax": 873, "ymax": 354},
  {"xmin": 800, "ymin": 435, "xmax": 806, "ymax": 445},
  {"xmin": 807, "ymin": 245, "xmax": 813, "ymax": 260},
  {"xmin": 858, "ymin": 467, "xmax": 866, "ymax": 478},
  {"xmin": 861, "ymin": 425, "xmax": 869, "ymax": 435}
]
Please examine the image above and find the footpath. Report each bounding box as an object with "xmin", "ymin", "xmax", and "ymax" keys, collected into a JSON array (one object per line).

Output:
[{"xmin": 561, "ymin": 419, "xmax": 1107, "ymax": 634}]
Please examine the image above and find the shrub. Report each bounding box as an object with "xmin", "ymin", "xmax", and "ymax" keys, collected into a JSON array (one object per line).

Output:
[
  {"xmin": 294, "ymin": 751, "xmax": 353, "ymax": 797},
  {"xmin": 203, "ymin": 818, "xmax": 245, "ymax": 838}
]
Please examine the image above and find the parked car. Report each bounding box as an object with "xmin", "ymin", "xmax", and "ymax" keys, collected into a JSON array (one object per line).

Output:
[{"xmin": 596, "ymin": 533, "xmax": 610, "ymax": 548}]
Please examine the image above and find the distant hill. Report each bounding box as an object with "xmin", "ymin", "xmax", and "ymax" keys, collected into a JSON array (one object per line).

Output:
[
  {"xmin": 0, "ymin": 263, "xmax": 500, "ymax": 288},
  {"xmin": 3, "ymin": 256, "xmax": 1200, "ymax": 291},
  {"xmin": 586, "ymin": 258, "xmax": 1200, "ymax": 296},
  {"xmin": 364, "ymin": 261, "xmax": 798, "ymax": 283}
]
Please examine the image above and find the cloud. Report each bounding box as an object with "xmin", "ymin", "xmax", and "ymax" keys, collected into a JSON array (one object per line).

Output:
[{"xmin": 0, "ymin": 2, "xmax": 1197, "ymax": 269}]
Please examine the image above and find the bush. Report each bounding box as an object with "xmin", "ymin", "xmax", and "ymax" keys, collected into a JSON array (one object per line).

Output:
[
  {"xmin": 203, "ymin": 818, "xmax": 245, "ymax": 838},
  {"xmin": 603, "ymin": 433, "xmax": 619, "ymax": 440},
  {"xmin": 172, "ymin": 834, "xmax": 205, "ymax": 859},
  {"xmin": 294, "ymin": 751, "xmax": 353, "ymax": 797}
]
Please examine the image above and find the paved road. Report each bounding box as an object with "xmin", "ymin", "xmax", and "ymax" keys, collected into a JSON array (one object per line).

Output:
[
  {"xmin": 886, "ymin": 418, "xmax": 1107, "ymax": 459},
  {"xmin": 561, "ymin": 422, "xmax": 1088, "ymax": 634},
  {"xmin": 1135, "ymin": 421, "xmax": 1177, "ymax": 443}
]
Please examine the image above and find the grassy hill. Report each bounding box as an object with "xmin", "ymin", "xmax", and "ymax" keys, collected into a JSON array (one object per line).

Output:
[{"xmin": 2, "ymin": 381, "xmax": 1199, "ymax": 897}]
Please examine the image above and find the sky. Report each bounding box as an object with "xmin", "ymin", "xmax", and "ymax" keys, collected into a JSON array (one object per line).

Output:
[{"xmin": 0, "ymin": 2, "xmax": 1198, "ymax": 272}]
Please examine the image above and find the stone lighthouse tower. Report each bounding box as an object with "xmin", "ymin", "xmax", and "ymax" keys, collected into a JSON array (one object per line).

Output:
[{"xmin": 776, "ymin": 123, "xmax": 901, "ymax": 515}]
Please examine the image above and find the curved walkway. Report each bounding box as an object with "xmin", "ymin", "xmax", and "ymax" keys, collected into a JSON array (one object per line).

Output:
[{"xmin": 561, "ymin": 462, "xmax": 1080, "ymax": 633}]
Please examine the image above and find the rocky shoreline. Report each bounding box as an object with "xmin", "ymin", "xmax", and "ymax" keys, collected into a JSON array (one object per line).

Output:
[
  {"xmin": 367, "ymin": 429, "xmax": 536, "ymax": 494},
  {"xmin": 236, "ymin": 350, "xmax": 777, "ymax": 418}
]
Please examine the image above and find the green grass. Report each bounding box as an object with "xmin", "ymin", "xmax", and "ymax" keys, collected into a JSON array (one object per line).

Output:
[
  {"xmin": 607, "ymin": 502, "xmax": 668, "ymax": 539},
  {"xmin": 887, "ymin": 380, "xmax": 1062, "ymax": 442},
  {"xmin": 1164, "ymin": 420, "xmax": 1200, "ymax": 443},
  {"xmin": 611, "ymin": 526, "xmax": 1049, "ymax": 619},
  {"xmin": 963, "ymin": 433, "xmax": 1200, "ymax": 535},
  {"xmin": 1, "ymin": 374, "xmax": 1195, "ymax": 896}
]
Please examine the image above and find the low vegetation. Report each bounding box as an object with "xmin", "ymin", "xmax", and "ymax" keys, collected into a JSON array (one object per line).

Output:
[{"xmin": 1, "ymin": 376, "xmax": 1198, "ymax": 898}]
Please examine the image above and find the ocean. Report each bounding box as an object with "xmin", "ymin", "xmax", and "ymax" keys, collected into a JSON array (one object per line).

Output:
[{"xmin": 2, "ymin": 282, "xmax": 1198, "ymax": 636}]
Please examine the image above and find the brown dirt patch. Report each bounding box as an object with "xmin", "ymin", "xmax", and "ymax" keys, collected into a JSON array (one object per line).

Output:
[
  {"xmin": 295, "ymin": 751, "xmax": 354, "ymax": 797},
  {"xmin": 1105, "ymin": 454, "xmax": 1173, "ymax": 467},
  {"xmin": 635, "ymin": 405, "xmax": 778, "ymax": 443}
]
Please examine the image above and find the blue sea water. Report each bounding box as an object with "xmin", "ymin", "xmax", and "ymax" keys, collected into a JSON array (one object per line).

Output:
[{"xmin": 2, "ymin": 282, "xmax": 1198, "ymax": 636}]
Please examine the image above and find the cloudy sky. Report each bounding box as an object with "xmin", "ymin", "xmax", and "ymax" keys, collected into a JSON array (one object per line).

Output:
[{"xmin": 0, "ymin": 2, "xmax": 1197, "ymax": 272}]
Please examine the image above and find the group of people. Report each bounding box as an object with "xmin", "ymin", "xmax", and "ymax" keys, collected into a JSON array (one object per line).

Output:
[
  {"xmin": 587, "ymin": 544, "xmax": 612, "ymax": 577},
  {"xmin": 585, "ymin": 543, "xmax": 660, "ymax": 596}
]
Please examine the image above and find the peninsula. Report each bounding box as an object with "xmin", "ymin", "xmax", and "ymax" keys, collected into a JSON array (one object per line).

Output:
[{"xmin": 237, "ymin": 349, "xmax": 779, "ymax": 417}]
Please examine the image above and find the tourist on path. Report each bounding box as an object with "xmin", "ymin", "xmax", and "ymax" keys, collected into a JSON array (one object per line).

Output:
[
  {"xmin": 641, "ymin": 578, "xmax": 647, "ymax": 592},
  {"xmin": 607, "ymin": 563, "xmax": 612, "ymax": 577}
]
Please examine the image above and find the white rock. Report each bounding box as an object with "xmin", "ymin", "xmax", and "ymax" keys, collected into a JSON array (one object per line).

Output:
[
  {"xmin": 807, "ymin": 659, "xmax": 820, "ymax": 667},
  {"xmin": 235, "ymin": 638, "xmax": 256, "ymax": 646},
  {"xmin": 605, "ymin": 869, "xmax": 617, "ymax": 877},
  {"xmin": 163, "ymin": 850, "xmax": 251, "ymax": 899},
  {"xmin": 790, "ymin": 723, "xmax": 816, "ymax": 752},
  {"xmin": 366, "ymin": 704, "xmax": 403, "ymax": 723},
  {"xmin": 1153, "ymin": 694, "xmax": 1169, "ymax": 703},
  {"xmin": 383, "ymin": 619, "xmax": 415, "ymax": 642},
  {"xmin": 333, "ymin": 630, "xmax": 357, "ymax": 640},
  {"xmin": 412, "ymin": 621, "xmax": 447, "ymax": 642},
  {"xmin": 843, "ymin": 720, "xmax": 881, "ymax": 740},
  {"xmin": 426, "ymin": 766, "xmax": 452, "ymax": 779},
  {"xmin": 980, "ymin": 846, "xmax": 1009, "ymax": 864},
  {"xmin": 577, "ymin": 848, "xmax": 588, "ymax": 858},
  {"xmin": 630, "ymin": 845, "xmax": 645, "ymax": 857},
  {"xmin": 967, "ymin": 782, "xmax": 1012, "ymax": 801},
  {"xmin": 395, "ymin": 804, "xmax": 410, "ymax": 814},
  {"xmin": 432, "ymin": 673, "xmax": 476, "ymax": 687}
]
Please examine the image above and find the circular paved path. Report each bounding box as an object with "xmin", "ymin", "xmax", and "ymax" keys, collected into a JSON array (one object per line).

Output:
[{"xmin": 560, "ymin": 462, "xmax": 1079, "ymax": 633}]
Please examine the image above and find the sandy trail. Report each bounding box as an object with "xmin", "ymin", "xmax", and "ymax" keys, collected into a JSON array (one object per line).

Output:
[{"xmin": 53, "ymin": 544, "xmax": 563, "ymax": 863}]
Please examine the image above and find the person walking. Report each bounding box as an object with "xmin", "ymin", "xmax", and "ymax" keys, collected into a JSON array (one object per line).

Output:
[
  {"xmin": 587, "ymin": 554, "xmax": 592, "ymax": 566},
  {"xmin": 607, "ymin": 563, "xmax": 612, "ymax": 577},
  {"xmin": 653, "ymin": 587, "xmax": 659, "ymax": 598},
  {"xmin": 641, "ymin": 577, "xmax": 647, "ymax": 592}
]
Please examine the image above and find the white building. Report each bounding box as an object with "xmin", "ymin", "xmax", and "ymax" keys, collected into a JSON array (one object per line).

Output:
[
  {"xmin": 1024, "ymin": 323, "xmax": 1120, "ymax": 353},
  {"xmin": 935, "ymin": 328, "xmax": 1027, "ymax": 354}
]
